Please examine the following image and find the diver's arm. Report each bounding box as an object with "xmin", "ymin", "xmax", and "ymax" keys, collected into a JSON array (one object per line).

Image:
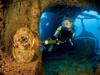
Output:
[
  {"xmin": 54, "ymin": 26, "xmax": 61, "ymax": 38},
  {"xmin": 69, "ymin": 31, "xmax": 75, "ymax": 46},
  {"xmin": 72, "ymin": 32, "xmax": 75, "ymax": 38}
]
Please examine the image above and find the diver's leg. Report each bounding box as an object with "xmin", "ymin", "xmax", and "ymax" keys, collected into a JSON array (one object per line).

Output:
[{"xmin": 48, "ymin": 45, "xmax": 54, "ymax": 52}]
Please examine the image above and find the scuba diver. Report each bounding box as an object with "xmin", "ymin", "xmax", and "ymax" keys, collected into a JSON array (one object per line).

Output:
[{"xmin": 42, "ymin": 17, "xmax": 75, "ymax": 52}]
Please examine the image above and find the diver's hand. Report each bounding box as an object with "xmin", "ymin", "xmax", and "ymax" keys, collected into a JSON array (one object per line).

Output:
[{"xmin": 56, "ymin": 39, "xmax": 64, "ymax": 45}]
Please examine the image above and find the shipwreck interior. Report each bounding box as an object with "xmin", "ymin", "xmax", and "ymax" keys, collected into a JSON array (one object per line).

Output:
[
  {"xmin": 0, "ymin": 0, "xmax": 100, "ymax": 75},
  {"xmin": 40, "ymin": 4, "xmax": 100, "ymax": 75}
]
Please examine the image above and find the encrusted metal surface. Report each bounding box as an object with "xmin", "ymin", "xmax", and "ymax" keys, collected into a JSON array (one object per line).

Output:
[{"xmin": 12, "ymin": 27, "xmax": 40, "ymax": 63}]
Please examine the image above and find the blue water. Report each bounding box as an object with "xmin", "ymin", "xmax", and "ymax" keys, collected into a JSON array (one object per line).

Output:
[
  {"xmin": 74, "ymin": 19, "xmax": 100, "ymax": 48},
  {"xmin": 40, "ymin": 12, "xmax": 57, "ymax": 41}
]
